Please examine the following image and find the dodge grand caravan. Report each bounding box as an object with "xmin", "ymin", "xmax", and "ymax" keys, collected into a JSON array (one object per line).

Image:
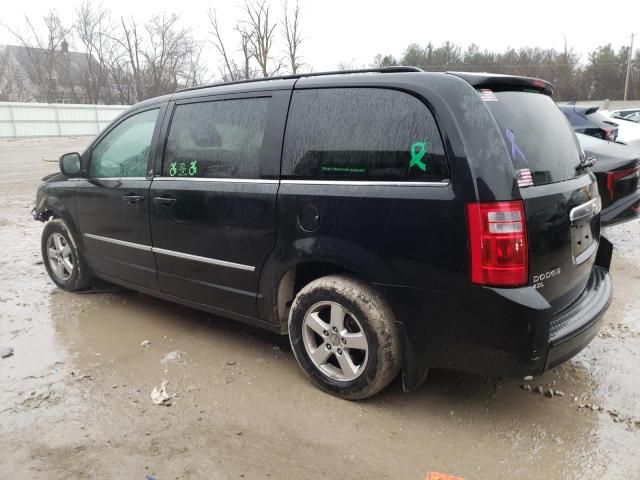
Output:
[{"xmin": 33, "ymin": 67, "xmax": 613, "ymax": 399}]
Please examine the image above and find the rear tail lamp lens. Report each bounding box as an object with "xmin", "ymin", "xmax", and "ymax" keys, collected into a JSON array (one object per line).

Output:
[
  {"xmin": 467, "ymin": 201, "xmax": 528, "ymax": 287},
  {"xmin": 606, "ymin": 166, "xmax": 640, "ymax": 201},
  {"xmin": 602, "ymin": 128, "xmax": 615, "ymax": 141}
]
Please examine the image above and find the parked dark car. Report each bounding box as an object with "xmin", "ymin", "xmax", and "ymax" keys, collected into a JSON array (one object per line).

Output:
[
  {"xmin": 559, "ymin": 104, "xmax": 619, "ymax": 141},
  {"xmin": 576, "ymin": 133, "xmax": 640, "ymax": 226},
  {"xmin": 33, "ymin": 68, "xmax": 613, "ymax": 399}
]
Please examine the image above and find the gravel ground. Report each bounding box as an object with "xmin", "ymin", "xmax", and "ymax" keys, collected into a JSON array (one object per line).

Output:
[{"xmin": 1, "ymin": 136, "xmax": 639, "ymax": 480}]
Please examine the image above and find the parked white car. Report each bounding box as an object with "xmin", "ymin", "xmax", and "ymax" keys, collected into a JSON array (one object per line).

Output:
[
  {"xmin": 601, "ymin": 110, "xmax": 640, "ymax": 147},
  {"xmin": 621, "ymin": 112, "xmax": 640, "ymax": 123},
  {"xmin": 608, "ymin": 108, "xmax": 640, "ymax": 120}
]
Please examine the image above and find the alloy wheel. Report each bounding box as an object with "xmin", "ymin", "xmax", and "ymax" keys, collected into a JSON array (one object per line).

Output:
[
  {"xmin": 47, "ymin": 232, "xmax": 74, "ymax": 281},
  {"xmin": 301, "ymin": 301, "xmax": 369, "ymax": 382}
]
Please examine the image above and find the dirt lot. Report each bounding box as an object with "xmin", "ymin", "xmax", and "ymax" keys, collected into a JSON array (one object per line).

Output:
[{"xmin": 1, "ymin": 136, "xmax": 639, "ymax": 480}]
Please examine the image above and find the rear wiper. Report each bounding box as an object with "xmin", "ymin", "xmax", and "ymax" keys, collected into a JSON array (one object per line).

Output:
[{"xmin": 576, "ymin": 155, "xmax": 596, "ymax": 172}]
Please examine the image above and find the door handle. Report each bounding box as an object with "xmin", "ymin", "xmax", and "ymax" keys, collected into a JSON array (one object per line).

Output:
[
  {"xmin": 122, "ymin": 194, "xmax": 144, "ymax": 204},
  {"xmin": 153, "ymin": 196, "xmax": 177, "ymax": 207}
]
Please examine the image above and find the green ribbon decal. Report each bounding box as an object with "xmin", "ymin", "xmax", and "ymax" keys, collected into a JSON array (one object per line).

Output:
[{"xmin": 409, "ymin": 140, "xmax": 429, "ymax": 172}]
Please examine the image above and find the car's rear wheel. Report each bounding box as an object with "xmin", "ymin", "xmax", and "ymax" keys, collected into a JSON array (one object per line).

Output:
[
  {"xmin": 42, "ymin": 219, "xmax": 93, "ymax": 291},
  {"xmin": 288, "ymin": 275, "xmax": 400, "ymax": 399}
]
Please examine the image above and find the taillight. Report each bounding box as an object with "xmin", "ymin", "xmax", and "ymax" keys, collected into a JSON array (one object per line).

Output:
[
  {"xmin": 606, "ymin": 165, "xmax": 640, "ymax": 201},
  {"xmin": 602, "ymin": 128, "xmax": 615, "ymax": 141},
  {"xmin": 467, "ymin": 201, "xmax": 528, "ymax": 287}
]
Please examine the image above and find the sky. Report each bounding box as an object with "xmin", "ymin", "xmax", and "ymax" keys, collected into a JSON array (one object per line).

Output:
[{"xmin": 0, "ymin": 0, "xmax": 638, "ymax": 75}]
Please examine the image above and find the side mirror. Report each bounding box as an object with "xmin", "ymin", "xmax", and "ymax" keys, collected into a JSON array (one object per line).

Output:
[{"xmin": 59, "ymin": 152, "xmax": 82, "ymax": 177}]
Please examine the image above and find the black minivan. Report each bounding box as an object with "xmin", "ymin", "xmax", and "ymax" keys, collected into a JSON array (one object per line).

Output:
[{"xmin": 33, "ymin": 68, "xmax": 613, "ymax": 399}]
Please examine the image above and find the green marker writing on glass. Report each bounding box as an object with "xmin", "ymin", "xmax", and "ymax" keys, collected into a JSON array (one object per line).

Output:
[
  {"xmin": 409, "ymin": 140, "xmax": 429, "ymax": 172},
  {"xmin": 188, "ymin": 160, "xmax": 198, "ymax": 176}
]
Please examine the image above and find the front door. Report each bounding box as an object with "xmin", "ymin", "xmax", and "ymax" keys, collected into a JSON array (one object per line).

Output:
[
  {"xmin": 75, "ymin": 106, "xmax": 162, "ymax": 288},
  {"xmin": 149, "ymin": 93, "xmax": 285, "ymax": 317}
]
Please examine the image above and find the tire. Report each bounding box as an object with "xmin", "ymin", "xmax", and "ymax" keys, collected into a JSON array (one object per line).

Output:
[
  {"xmin": 288, "ymin": 275, "xmax": 401, "ymax": 400},
  {"xmin": 41, "ymin": 219, "xmax": 93, "ymax": 291}
]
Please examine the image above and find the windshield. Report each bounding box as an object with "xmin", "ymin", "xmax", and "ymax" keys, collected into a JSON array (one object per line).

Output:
[{"xmin": 486, "ymin": 91, "xmax": 582, "ymax": 186}]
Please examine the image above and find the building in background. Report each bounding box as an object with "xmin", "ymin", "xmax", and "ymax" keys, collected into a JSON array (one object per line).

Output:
[{"xmin": 0, "ymin": 43, "xmax": 99, "ymax": 103}]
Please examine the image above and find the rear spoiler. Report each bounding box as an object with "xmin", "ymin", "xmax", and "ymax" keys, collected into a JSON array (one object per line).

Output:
[{"xmin": 447, "ymin": 71, "xmax": 553, "ymax": 96}]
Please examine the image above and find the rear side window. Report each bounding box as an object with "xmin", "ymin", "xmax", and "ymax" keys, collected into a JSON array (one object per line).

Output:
[
  {"xmin": 163, "ymin": 97, "xmax": 269, "ymax": 179},
  {"xmin": 282, "ymin": 88, "xmax": 449, "ymax": 181},
  {"xmin": 486, "ymin": 92, "xmax": 581, "ymax": 185}
]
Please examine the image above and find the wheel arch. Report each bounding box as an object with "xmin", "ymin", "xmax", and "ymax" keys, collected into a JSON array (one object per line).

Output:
[
  {"xmin": 272, "ymin": 260, "xmax": 359, "ymax": 331},
  {"xmin": 35, "ymin": 194, "xmax": 84, "ymax": 251},
  {"xmin": 258, "ymin": 237, "xmax": 403, "ymax": 333}
]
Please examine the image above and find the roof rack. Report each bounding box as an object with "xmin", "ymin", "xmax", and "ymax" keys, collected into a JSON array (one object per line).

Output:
[{"xmin": 178, "ymin": 66, "xmax": 423, "ymax": 93}]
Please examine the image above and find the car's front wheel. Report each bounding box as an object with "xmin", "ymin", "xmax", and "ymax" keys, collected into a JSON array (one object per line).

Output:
[
  {"xmin": 288, "ymin": 275, "xmax": 401, "ymax": 400},
  {"xmin": 42, "ymin": 219, "xmax": 93, "ymax": 291}
]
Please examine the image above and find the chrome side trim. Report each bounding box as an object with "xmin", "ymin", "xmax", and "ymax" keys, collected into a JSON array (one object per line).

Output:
[
  {"xmin": 84, "ymin": 233, "xmax": 152, "ymax": 252},
  {"xmin": 279, "ymin": 179, "xmax": 450, "ymax": 187},
  {"xmin": 89, "ymin": 177, "xmax": 148, "ymax": 181},
  {"xmin": 151, "ymin": 177, "xmax": 450, "ymax": 186},
  {"xmin": 153, "ymin": 177, "xmax": 279, "ymax": 184},
  {"xmin": 84, "ymin": 233, "xmax": 255, "ymax": 272},
  {"xmin": 152, "ymin": 247, "xmax": 255, "ymax": 272}
]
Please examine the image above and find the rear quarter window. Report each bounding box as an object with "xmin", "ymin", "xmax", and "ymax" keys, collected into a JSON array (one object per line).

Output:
[
  {"xmin": 282, "ymin": 88, "xmax": 449, "ymax": 182},
  {"xmin": 486, "ymin": 92, "xmax": 582, "ymax": 185}
]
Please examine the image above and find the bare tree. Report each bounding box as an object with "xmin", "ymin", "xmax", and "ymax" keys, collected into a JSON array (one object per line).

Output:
[
  {"xmin": 282, "ymin": 0, "xmax": 303, "ymax": 74},
  {"xmin": 3, "ymin": 5, "xmax": 205, "ymax": 104},
  {"xmin": 337, "ymin": 59, "xmax": 365, "ymax": 71},
  {"xmin": 208, "ymin": 9, "xmax": 241, "ymax": 82},
  {"xmin": 239, "ymin": 29, "xmax": 253, "ymax": 79},
  {"xmin": 117, "ymin": 16, "xmax": 145, "ymax": 102},
  {"xmin": 371, "ymin": 53, "xmax": 398, "ymax": 68},
  {"xmin": 241, "ymin": 0, "xmax": 281, "ymax": 77},
  {"xmin": 75, "ymin": 1, "xmax": 117, "ymax": 103},
  {"xmin": 142, "ymin": 14, "xmax": 202, "ymax": 97},
  {"xmin": 182, "ymin": 43, "xmax": 208, "ymax": 89}
]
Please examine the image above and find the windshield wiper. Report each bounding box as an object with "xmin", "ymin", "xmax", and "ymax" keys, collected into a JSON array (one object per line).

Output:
[{"xmin": 576, "ymin": 155, "xmax": 596, "ymax": 172}]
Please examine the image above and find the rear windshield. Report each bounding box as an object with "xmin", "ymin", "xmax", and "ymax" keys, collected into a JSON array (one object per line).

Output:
[{"xmin": 485, "ymin": 91, "xmax": 582, "ymax": 186}]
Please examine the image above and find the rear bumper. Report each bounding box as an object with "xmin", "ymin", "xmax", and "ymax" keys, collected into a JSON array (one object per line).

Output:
[
  {"xmin": 378, "ymin": 247, "xmax": 613, "ymax": 391},
  {"xmin": 544, "ymin": 266, "xmax": 612, "ymax": 370}
]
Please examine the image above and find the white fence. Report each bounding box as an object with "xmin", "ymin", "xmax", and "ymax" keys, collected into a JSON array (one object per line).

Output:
[{"xmin": 0, "ymin": 102, "xmax": 129, "ymax": 138}]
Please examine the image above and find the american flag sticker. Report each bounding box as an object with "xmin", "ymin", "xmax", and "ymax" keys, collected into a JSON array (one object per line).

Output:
[
  {"xmin": 479, "ymin": 89, "xmax": 498, "ymax": 101},
  {"xmin": 516, "ymin": 168, "xmax": 534, "ymax": 187}
]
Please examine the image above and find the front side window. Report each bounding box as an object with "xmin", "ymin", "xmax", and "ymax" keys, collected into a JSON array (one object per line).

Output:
[
  {"xmin": 90, "ymin": 109, "xmax": 159, "ymax": 178},
  {"xmin": 162, "ymin": 97, "xmax": 269, "ymax": 179},
  {"xmin": 282, "ymin": 88, "xmax": 449, "ymax": 181}
]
